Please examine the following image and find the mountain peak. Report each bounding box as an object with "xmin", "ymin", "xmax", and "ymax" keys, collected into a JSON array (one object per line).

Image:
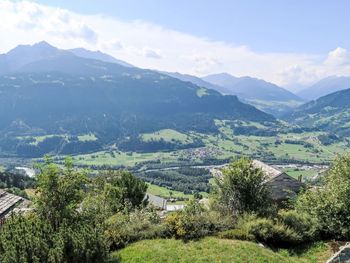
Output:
[
  {"xmin": 32, "ymin": 41, "xmax": 55, "ymax": 49},
  {"xmin": 8, "ymin": 41, "xmax": 57, "ymax": 54}
]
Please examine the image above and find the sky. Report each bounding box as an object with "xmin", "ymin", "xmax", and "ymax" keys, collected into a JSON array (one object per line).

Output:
[{"xmin": 1, "ymin": 0, "xmax": 350, "ymax": 91}]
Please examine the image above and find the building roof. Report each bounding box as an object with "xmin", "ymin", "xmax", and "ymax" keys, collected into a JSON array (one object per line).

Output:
[
  {"xmin": 145, "ymin": 193, "xmax": 167, "ymax": 210},
  {"xmin": 252, "ymin": 160, "xmax": 283, "ymax": 181},
  {"xmin": 0, "ymin": 191, "xmax": 23, "ymax": 219}
]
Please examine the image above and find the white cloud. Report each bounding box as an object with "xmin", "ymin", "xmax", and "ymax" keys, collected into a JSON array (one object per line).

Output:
[
  {"xmin": 142, "ymin": 48, "xmax": 162, "ymax": 59},
  {"xmin": 0, "ymin": 0, "xmax": 350, "ymax": 90},
  {"xmin": 324, "ymin": 47, "xmax": 350, "ymax": 66}
]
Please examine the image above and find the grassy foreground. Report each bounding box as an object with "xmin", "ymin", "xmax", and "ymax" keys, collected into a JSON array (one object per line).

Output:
[{"xmin": 111, "ymin": 237, "xmax": 331, "ymax": 263}]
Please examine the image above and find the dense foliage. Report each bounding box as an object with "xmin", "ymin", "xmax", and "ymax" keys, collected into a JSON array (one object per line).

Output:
[
  {"xmin": 0, "ymin": 158, "xmax": 151, "ymax": 262},
  {"xmin": 136, "ymin": 167, "xmax": 211, "ymax": 194},
  {"xmin": 0, "ymin": 171, "xmax": 35, "ymax": 189},
  {"xmin": 212, "ymin": 158, "xmax": 273, "ymax": 216},
  {"xmin": 165, "ymin": 200, "xmax": 232, "ymax": 240},
  {"xmin": 296, "ymin": 153, "xmax": 350, "ymax": 239}
]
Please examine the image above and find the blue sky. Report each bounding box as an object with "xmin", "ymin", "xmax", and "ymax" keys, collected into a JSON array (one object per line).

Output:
[
  {"xmin": 1, "ymin": 0, "xmax": 350, "ymax": 89},
  {"xmin": 34, "ymin": 0, "xmax": 350, "ymax": 53}
]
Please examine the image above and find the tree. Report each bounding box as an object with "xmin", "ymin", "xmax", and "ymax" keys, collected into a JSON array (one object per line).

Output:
[
  {"xmin": 296, "ymin": 153, "xmax": 350, "ymax": 239},
  {"xmin": 212, "ymin": 157, "xmax": 272, "ymax": 216},
  {"xmin": 35, "ymin": 157, "xmax": 88, "ymax": 230},
  {"xmin": 96, "ymin": 170, "xmax": 148, "ymax": 213},
  {"xmin": 0, "ymin": 215, "xmax": 108, "ymax": 263}
]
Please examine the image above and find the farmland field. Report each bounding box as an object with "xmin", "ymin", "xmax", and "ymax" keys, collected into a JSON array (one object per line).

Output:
[{"xmin": 71, "ymin": 121, "xmax": 348, "ymax": 168}]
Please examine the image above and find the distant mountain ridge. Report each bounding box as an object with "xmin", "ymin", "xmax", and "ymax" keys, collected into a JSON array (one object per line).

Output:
[
  {"xmin": 297, "ymin": 76, "xmax": 350, "ymax": 100},
  {"xmin": 203, "ymin": 73, "xmax": 302, "ymax": 101},
  {"xmin": 202, "ymin": 73, "xmax": 304, "ymax": 116},
  {"xmin": 161, "ymin": 71, "xmax": 229, "ymax": 93},
  {"xmin": 0, "ymin": 41, "xmax": 274, "ymax": 157},
  {"xmin": 68, "ymin": 48, "xmax": 133, "ymax": 67}
]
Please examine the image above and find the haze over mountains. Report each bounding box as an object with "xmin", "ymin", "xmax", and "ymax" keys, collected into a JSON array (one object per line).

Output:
[
  {"xmin": 202, "ymin": 73, "xmax": 304, "ymax": 116},
  {"xmin": 297, "ymin": 76, "xmax": 350, "ymax": 100}
]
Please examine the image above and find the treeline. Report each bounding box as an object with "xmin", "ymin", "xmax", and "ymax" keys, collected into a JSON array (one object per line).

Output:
[
  {"xmin": 136, "ymin": 167, "xmax": 211, "ymax": 194},
  {"xmin": 233, "ymin": 126, "xmax": 277, "ymax": 136},
  {"xmin": 0, "ymin": 136, "xmax": 102, "ymax": 157},
  {"xmin": 0, "ymin": 171, "xmax": 35, "ymax": 189}
]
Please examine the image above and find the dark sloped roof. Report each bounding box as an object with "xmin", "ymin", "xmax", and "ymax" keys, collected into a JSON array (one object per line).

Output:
[
  {"xmin": 0, "ymin": 191, "xmax": 23, "ymax": 219},
  {"xmin": 252, "ymin": 160, "xmax": 283, "ymax": 181},
  {"xmin": 145, "ymin": 193, "xmax": 167, "ymax": 210}
]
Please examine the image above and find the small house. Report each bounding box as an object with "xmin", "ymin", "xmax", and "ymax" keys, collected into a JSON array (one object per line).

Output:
[{"xmin": 252, "ymin": 160, "xmax": 304, "ymax": 201}]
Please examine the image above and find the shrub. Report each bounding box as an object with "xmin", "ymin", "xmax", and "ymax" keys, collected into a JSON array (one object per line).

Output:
[
  {"xmin": 248, "ymin": 217, "xmax": 301, "ymax": 247},
  {"xmin": 218, "ymin": 228, "xmax": 255, "ymax": 241},
  {"xmin": 230, "ymin": 213, "xmax": 314, "ymax": 248},
  {"xmin": 0, "ymin": 215, "xmax": 108, "ymax": 263},
  {"xmin": 296, "ymin": 153, "xmax": 350, "ymax": 240},
  {"xmin": 278, "ymin": 210, "xmax": 318, "ymax": 242},
  {"xmin": 105, "ymin": 208, "xmax": 165, "ymax": 250},
  {"xmin": 212, "ymin": 157, "xmax": 273, "ymax": 217},
  {"xmin": 165, "ymin": 201, "xmax": 232, "ymax": 240}
]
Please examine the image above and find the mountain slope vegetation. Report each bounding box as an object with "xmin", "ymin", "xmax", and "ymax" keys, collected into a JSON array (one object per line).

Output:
[
  {"xmin": 0, "ymin": 42, "xmax": 274, "ymax": 157},
  {"xmin": 287, "ymin": 87, "xmax": 350, "ymax": 137}
]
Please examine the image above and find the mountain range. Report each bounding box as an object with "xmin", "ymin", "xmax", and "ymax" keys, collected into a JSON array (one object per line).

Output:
[
  {"xmin": 297, "ymin": 76, "xmax": 350, "ymax": 100},
  {"xmin": 0, "ymin": 42, "xmax": 274, "ymax": 157},
  {"xmin": 202, "ymin": 73, "xmax": 304, "ymax": 116}
]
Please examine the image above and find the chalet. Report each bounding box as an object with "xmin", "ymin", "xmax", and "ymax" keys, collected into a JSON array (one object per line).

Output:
[
  {"xmin": 0, "ymin": 190, "xmax": 24, "ymax": 225},
  {"xmin": 252, "ymin": 160, "xmax": 304, "ymax": 201}
]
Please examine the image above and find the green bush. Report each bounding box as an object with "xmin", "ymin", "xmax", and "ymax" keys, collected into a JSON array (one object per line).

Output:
[
  {"xmin": 296, "ymin": 153, "xmax": 350, "ymax": 240},
  {"xmin": 229, "ymin": 213, "xmax": 315, "ymax": 248},
  {"xmin": 218, "ymin": 228, "xmax": 255, "ymax": 241},
  {"xmin": 105, "ymin": 208, "xmax": 165, "ymax": 250},
  {"xmin": 278, "ymin": 210, "xmax": 318, "ymax": 242},
  {"xmin": 165, "ymin": 201, "xmax": 233, "ymax": 240},
  {"xmin": 0, "ymin": 215, "xmax": 108, "ymax": 263},
  {"xmin": 248, "ymin": 217, "xmax": 301, "ymax": 247}
]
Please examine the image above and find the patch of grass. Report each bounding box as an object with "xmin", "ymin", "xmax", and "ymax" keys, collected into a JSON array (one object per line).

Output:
[
  {"xmin": 17, "ymin": 134, "xmax": 68, "ymax": 145},
  {"xmin": 141, "ymin": 129, "xmax": 193, "ymax": 144},
  {"xmin": 77, "ymin": 133, "xmax": 97, "ymax": 142},
  {"xmin": 146, "ymin": 183, "xmax": 193, "ymax": 199},
  {"xmin": 111, "ymin": 237, "xmax": 331, "ymax": 263},
  {"xmin": 73, "ymin": 150, "xmax": 181, "ymax": 167},
  {"xmin": 283, "ymin": 168, "xmax": 318, "ymax": 179},
  {"xmin": 146, "ymin": 183, "xmax": 208, "ymax": 200},
  {"xmin": 24, "ymin": 188, "xmax": 36, "ymax": 199},
  {"xmin": 196, "ymin": 87, "xmax": 208, "ymax": 97}
]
